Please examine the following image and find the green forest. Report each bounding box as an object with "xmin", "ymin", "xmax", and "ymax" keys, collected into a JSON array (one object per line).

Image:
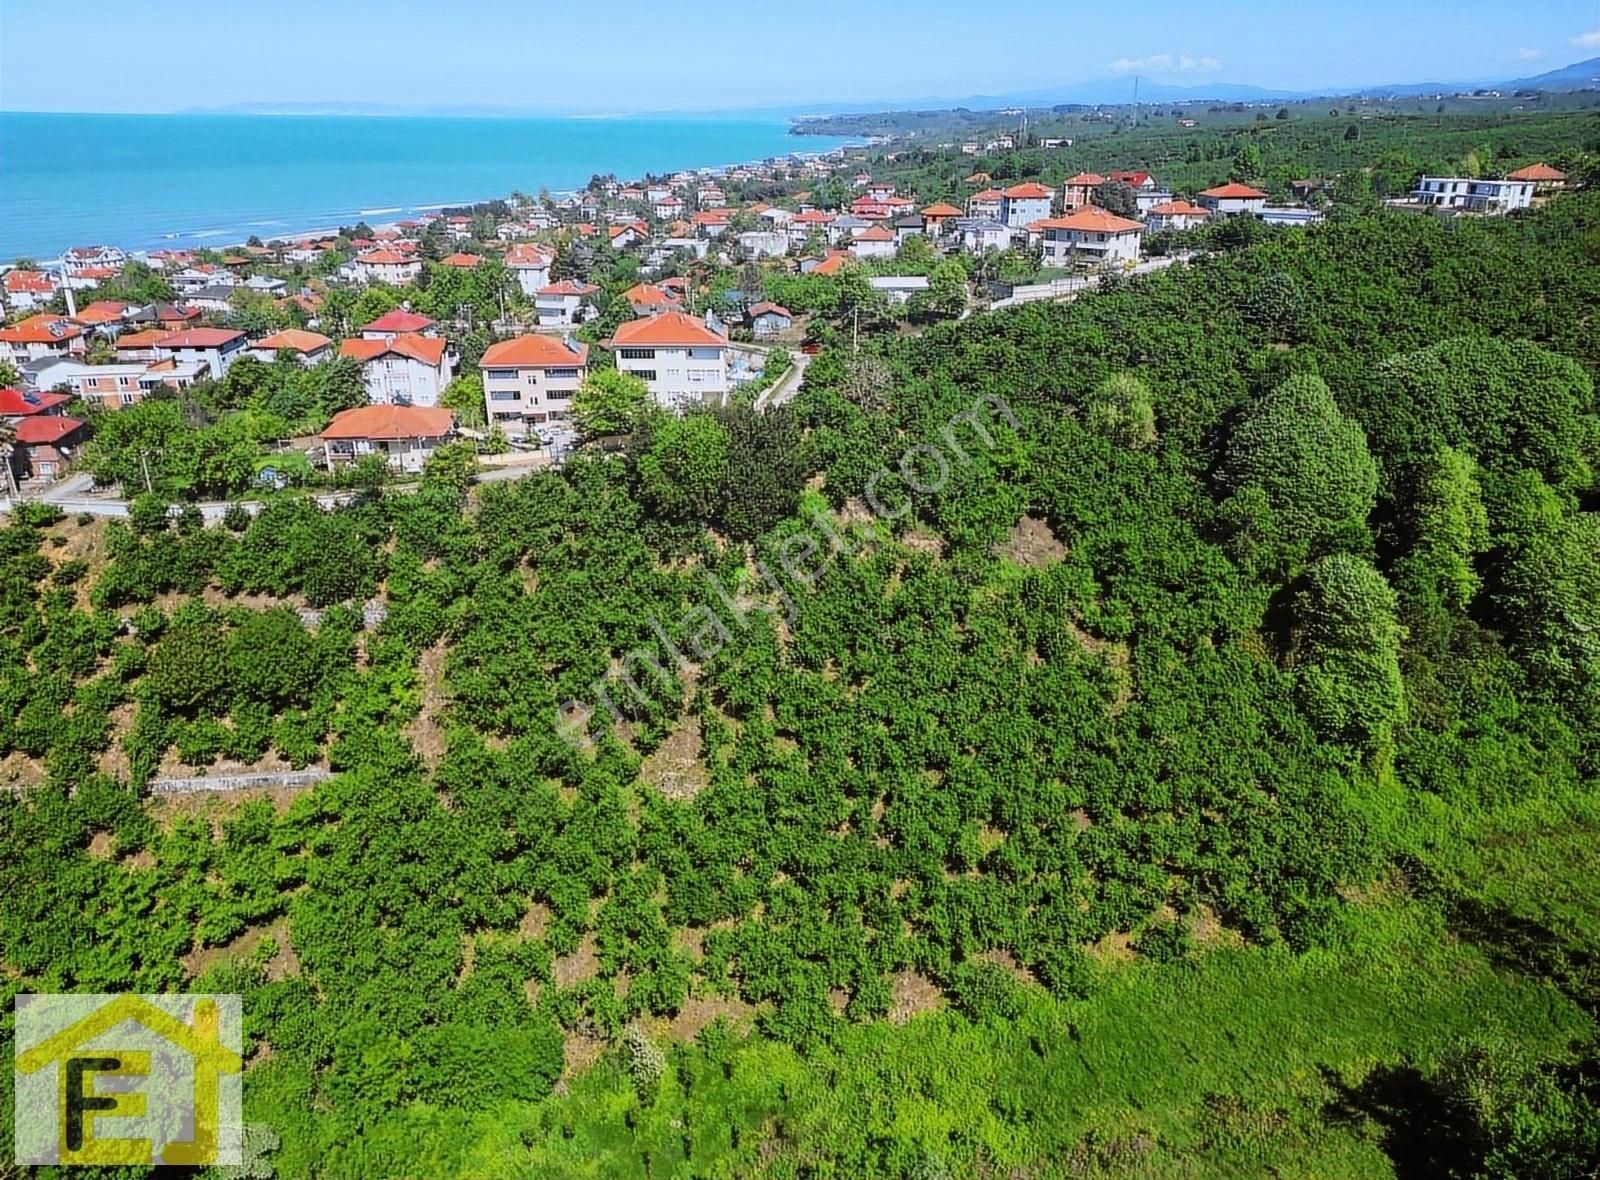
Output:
[{"xmin": 4, "ymin": 188, "xmax": 1600, "ymax": 1178}]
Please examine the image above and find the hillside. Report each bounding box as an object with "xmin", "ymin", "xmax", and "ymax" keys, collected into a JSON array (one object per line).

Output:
[{"xmin": 4, "ymin": 192, "xmax": 1600, "ymax": 1177}]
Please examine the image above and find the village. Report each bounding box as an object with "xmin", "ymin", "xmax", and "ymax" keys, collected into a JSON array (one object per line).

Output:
[{"xmin": 0, "ymin": 139, "xmax": 1576, "ymax": 502}]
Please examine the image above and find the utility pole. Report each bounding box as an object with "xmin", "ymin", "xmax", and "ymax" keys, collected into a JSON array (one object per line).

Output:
[
  {"xmin": 139, "ymin": 449, "xmax": 152, "ymax": 493},
  {"xmin": 1132, "ymin": 75, "xmax": 1140, "ymax": 127},
  {"xmin": 852, "ymin": 304, "xmax": 860, "ymax": 353}
]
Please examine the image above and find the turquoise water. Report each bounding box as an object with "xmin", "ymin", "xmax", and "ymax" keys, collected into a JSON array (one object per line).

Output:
[{"xmin": 0, "ymin": 113, "xmax": 847, "ymax": 261}]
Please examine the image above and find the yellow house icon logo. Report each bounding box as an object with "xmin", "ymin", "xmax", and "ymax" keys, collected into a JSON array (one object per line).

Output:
[{"xmin": 13, "ymin": 994, "xmax": 243, "ymax": 1167}]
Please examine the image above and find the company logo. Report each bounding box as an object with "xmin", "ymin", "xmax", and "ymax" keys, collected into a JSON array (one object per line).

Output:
[{"xmin": 13, "ymin": 994, "xmax": 243, "ymax": 1167}]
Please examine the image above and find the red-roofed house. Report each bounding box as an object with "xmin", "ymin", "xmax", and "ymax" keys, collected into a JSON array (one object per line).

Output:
[
  {"xmin": 609, "ymin": 222, "xmax": 648, "ymax": 250},
  {"xmin": 353, "ymin": 249, "xmax": 423, "ymax": 285},
  {"xmin": 1062, "ymin": 172, "xmax": 1106, "ymax": 211},
  {"xmin": 320, "ymin": 405, "xmax": 456, "ymax": 473},
  {"xmin": 10, "ymin": 413, "xmax": 87, "ymax": 482},
  {"xmin": 154, "ymin": 327, "xmax": 248, "ymax": 377},
  {"xmin": 1001, "ymin": 182, "xmax": 1055, "ymax": 228},
  {"xmin": 2, "ymin": 269, "xmax": 59, "ymax": 314},
  {"xmin": 747, "ymin": 302, "xmax": 793, "ymax": 338},
  {"xmin": 810, "ymin": 250, "xmax": 853, "ymax": 277},
  {"xmin": 967, "ymin": 189, "xmax": 1005, "ymax": 220},
  {"xmin": 608, "ymin": 311, "xmax": 729, "ymax": 411},
  {"xmin": 1144, "ymin": 200, "xmax": 1211, "ymax": 232},
  {"xmin": 360, "ymin": 308, "xmax": 438, "ymax": 340},
  {"xmin": 339, "ymin": 334, "xmax": 454, "ymax": 407},
  {"xmin": 1109, "ymin": 170, "xmax": 1157, "ymax": 191},
  {"xmin": 1197, "ymin": 183, "xmax": 1268, "ymax": 215},
  {"xmin": 920, "ymin": 203, "xmax": 964, "ymax": 235},
  {"xmin": 692, "ymin": 211, "xmax": 731, "ymax": 239},
  {"xmin": 1034, "ymin": 207, "xmax": 1145, "ymax": 267},
  {"xmin": 479, "ymin": 333, "xmax": 589, "ymax": 435},
  {"xmin": 439, "ymin": 252, "xmax": 483, "ymax": 269}
]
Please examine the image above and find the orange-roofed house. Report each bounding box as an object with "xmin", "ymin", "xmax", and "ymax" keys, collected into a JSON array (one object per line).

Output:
[
  {"xmin": 920, "ymin": 203, "xmax": 963, "ymax": 236},
  {"xmin": 1001, "ymin": 182, "xmax": 1055, "ymax": 228},
  {"xmin": 1505, "ymin": 162, "xmax": 1567, "ymax": 192},
  {"xmin": 608, "ymin": 311, "xmax": 729, "ymax": 411},
  {"xmin": 10, "ymin": 413, "xmax": 88, "ymax": 482},
  {"xmin": 1144, "ymin": 199, "xmax": 1212, "ymax": 232},
  {"xmin": 967, "ymin": 189, "xmax": 1005, "ymax": 220},
  {"xmin": 1062, "ymin": 172, "xmax": 1106, "ymax": 211},
  {"xmin": 505, "ymin": 243, "xmax": 554, "ymax": 296},
  {"xmin": 114, "ymin": 329, "xmax": 171, "ymax": 361},
  {"xmin": 609, "ymin": 222, "xmax": 647, "ymax": 250},
  {"xmin": 810, "ymin": 251, "xmax": 853, "ymax": 277},
  {"xmin": 70, "ymin": 300, "xmax": 137, "ymax": 331},
  {"xmin": 320, "ymin": 404, "xmax": 456, "ymax": 474},
  {"xmin": 439, "ymin": 252, "xmax": 484, "ymax": 269},
  {"xmin": 692, "ymin": 210, "xmax": 732, "ymax": 239},
  {"xmin": 623, "ymin": 282, "xmax": 684, "ymax": 318},
  {"xmin": 353, "ymin": 249, "xmax": 423, "ymax": 285},
  {"xmin": 339, "ymin": 334, "xmax": 455, "ymax": 407},
  {"xmin": 849, "ymin": 224, "xmax": 897, "ymax": 260},
  {"xmin": 1034, "ymin": 207, "xmax": 1145, "ymax": 267},
  {"xmin": 250, "ymin": 328, "xmax": 335, "ymax": 365},
  {"xmin": 0, "ymin": 315, "xmax": 87, "ymax": 365},
  {"xmin": 479, "ymin": 333, "xmax": 589, "ymax": 436},
  {"xmin": 1197, "ymin": 183, "xmax": 1268, "ymax": 216}
]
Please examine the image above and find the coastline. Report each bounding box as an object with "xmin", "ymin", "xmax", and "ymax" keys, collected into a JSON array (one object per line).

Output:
[{"xmin": 1, "ymin": 111, "xmax": 858, "ymax": 264}]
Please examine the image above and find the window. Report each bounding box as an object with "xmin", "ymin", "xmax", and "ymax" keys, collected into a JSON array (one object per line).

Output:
[
  {"xmin": 619, "ymin": 348, "xmax": 655, "ymax": 360},
  {"xmin": 486, "ymin": 369, "xmax": 517, "ymax": 380},
  {"xmin": 546, "ymin": 367, "xmax": 580, "ymax": 380},
  {"xmin": 489, "ymin": 391, "xmax": 520, "ymax": 402},
  {"xmin": 632, "ymin": 370, "xmax": 657, "ymax": 382}
]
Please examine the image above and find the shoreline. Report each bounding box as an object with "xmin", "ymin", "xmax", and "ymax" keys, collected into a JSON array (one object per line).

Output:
[{"xmin": 4, "ymin": 115, "xmax": 860, "ymax": 266}]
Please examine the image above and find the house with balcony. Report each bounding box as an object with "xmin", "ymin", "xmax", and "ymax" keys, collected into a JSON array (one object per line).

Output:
[
  {"xmin": 535, "ymin": 280, "xmax": 600, "ymax": 327},
  {"xmin": 250, "ymin": 329, "xmax": 335, "ymax": 365},
  {"xmin": 505, "ymin": 243, "xmax": 554, "ymax": 297},
  {"xmin": 353, "ymin": 249, "xmax": 424, "ymax": 286},
  {"xmin": 478, "ymin": 333, "xmax": 589, "ymax": 436},
  {"xmin": 1143, "ymin": 199, "xmax": 1211, "ymax": 232},
  {"xmin": 339, "ymin": 334, "xmax": 454, "ymax": 406},
  {"xmin": 609, "ymin": 311, "xmax": 730, "ymax": 412},
  {"xmin": 1034, "ymin": 207, "xmax": 1144, "ymax": 267},
  {"xmin": 0, "ymin": 315, "xmax": 87, "ymax": 365},
  {"xmin": 152, "ymin": 327, "xmax": 248, "ymax": 378},
  {"xmin": 1062, "ymin": 172, "xmax": 1105, "ymax": 210},
  {"xmin": 1000, "ymin": 182, "xmax": 1055, "ymax": 229},
  {"xmin": 1197, "ymin": 183, "xmax": 1269, "ymax": 216}
]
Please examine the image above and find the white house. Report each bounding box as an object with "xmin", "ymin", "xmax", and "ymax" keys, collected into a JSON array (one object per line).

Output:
[
  {"xmin": 1000, "ymin": 182, "xmax": 1055, "ymax": 229},
  {"xmin": 1197, "ymin": 183, "xmax": 1268, "ymax": 216},
  {"xmin": 479, "ymin": 333, "xmax": 588, "ymax": 436},
  {"xmin": 339, "ymin": 333, "xmax": 454, "ymax": 407},
  {"xmin": 747, "ymin": 302, "xmax": 793, "ymax": 337},
  {"xmin": 1034, "ymin": 207, "xmax": 1144, "ymax": 267},
  {"xmin": 957, "ymin": 219, "xmax": 1013, "ymax": 253},
  {"xmin": 505, "ymin": 243, "xmax": 554, "ymax": 298},
  {"xmin": 353, "ymin": 249, "xmax": 424, "ymax": 285},
  {"xmin": 152, "ymin": 327, "xmax": 248, "ymax": 378},
  {"xmin": 967, "ymin": 189, "xmax": 1005, "ymax": 220},
  {"xmin": 2, "ymin": 270, "xmax": 60, "ymax": 313},
  {"xmin": 849, "ymin": 225, "xmax": 897, "ymax": 259},
  {"xmin": 320, "ymin": 404, "xmax": 456, "ymax": 474},
  {"xmin": 61, "ymin": 246, "xmax": 127, "ymax": 276},
  {"xmin": 1257, "ymin": 206, "xmax": 1325, "ymax": 227},
  {"xmin": 250, "ymin": 328, "xmax": 335, "ymax": 365},
  {"xmin": 1143, "ymin": 199, "xmax": 1211, "ymax": 232},
  {"xmin": 869, "ymin": 276, "xmax": 930, "ymax": 305},
  {"xmin": 360, "ymin": 308, "xmax": 438, "ymax": 340},
  {"xmin": 738, "ymin": 231, "xmax": 790, "ymax": 259},
  {"xmin": 1410, "ymin": 176, "xmax": 1534, "ymax": 213},
  {"xmin": 609, "ymin": 311, "xmax": 730, "ymax": 412},
  {"xmin": 535, "ymin": 280, "xmax": 599, "ymax": 327}
]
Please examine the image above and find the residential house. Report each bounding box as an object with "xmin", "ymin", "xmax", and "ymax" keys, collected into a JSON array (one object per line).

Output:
[
  {"xmin": 1143, "ymin": 199, "xmax": 1211, "ymax": 232},
  {"xmin": 967, "ymin": 189, "xmax": 1005, "ymax": 220},
  {"xmin": 62, "ymin": 266, "xmax": 122, "ymax": 292},
  {"xmin": 738, "ymin": 231, "xmax": 790, "ymax": 259},
  {"xmin": 10, "ymin": 413, "xmax": 87, "ymax": 482},
  {"xmin": 439, "ymin": 252, "xmax": 483, "ymax": 270},
  {"xmin": 828, "ymin": 215, "xmax": 869, "ymax": 244},
  {"xmin": 693, "ymin": 211, "xmax": 732, "ymax": 238},
  {"xmin": 787, "ymin": 209, "xmax": 835, "ymax": 246},
  {"xmin": 746, "ymin": 302, "xmax": 793, "ymax": 337},
  {"xmin": 128, "ymin": 302, "xmax": 201, "ymax": 331},
  {"xmin": 920, "ymin": 203, "xmax": 964, "ymax": 236},
  {"xmin": 891, "ymin": 215, "xmax": 926, "ymax": 245},
  {"xmin": 1197, "ymin": 183, "xmax": 1269, "ymax": 215},
  {"xmin": 114, "ymin": 329, "xmax": 172, "ymax": 362},
  {"xmin": 320, "ymin": 404, "xmax": 456, "ymax": 473},
  {"xmin": 2, "ymin": 270, "xmax": 59, "ymax": 313},
  {"xmin": 535, "ymin": 280, "xmax": 600, "ymax": 327},
  {"xmin": 810, "ymin": 251, "xmax": 853, "ymax": 276},
  {"xmin": 957, "ymin": 219, "xmax": 1013, "ymax": 253},
  {"xmin": 505, "ymin": 243, "xmax": 554, "ymax": 297},
  {"xmin": 0, "ymin": 315, "xmax": 86, "ymax": 365},
  {"xmin": 478, "ymin": 333, "xmax": 589, "ymax": 435},
  {"xmin": 244, "ymin": 275, "xmax": 288, "ymax": 295},
  {"xmin": 849, "ymin": 225, "xmax": 897, "ymax": 259},
  {"xmin": 1001, "ymin": 182, "xmax": 1055, "ymax": 229},
  {"xmin": 698, "ymin": 187, "xmax": 727, "ymax": 208},
  {"xmin": 18, "ymin": 355, "xmax": 80, "ymax": 393},
  {"xmin": 624, "ymin": 283, "xmax": 683, "ymax": 317},
  {"xmin": 360, "ymin": 308, "xmax": 438, "ymax": 340},
  {"xmin": 340, "ymin": 334, "xmax": 452, "ymax": 406},
  {"xmin": 609, "ymin": 311, "xmax": 730, "ymax": 412},
  {"xmin": 653, "ymin": 195, "xmax": 685, "ymax": 220},
  {"xmin": 1505, "ymin": 162, "xmax": 1567, "ymax": 192},
  {"xmin": 869, "ymin": 276, "xmax": 930, "ymax": 305},
  {"xmin": 353, "ymin": 249, "xmax": 424, "ymax": 285},
  {"xmin": 250, "ymin": 328, "xmax": 335, "ymax": 365},
  {"xmin": 1409, "ymin": 176, "xmax": 1534, "ymax": 213},
  {"xmin": 153, "ymin": 327, "xmax": 248, "ymax": 378},
  {"xmin": 1062, "ymin": 172, "xmax": 1106, "ymax": 210},
  {"xmin": 57, "ymin": 363, "xmax": 153, "ymax": 408},
  {"xmin": 1034, "ymin": 206, "xmax": 1144, "ymax": 267},
  {"xmin": 1257, "ymin": 206, "xmax": 1324, "ymax": 227},
  {"xmin": 609, "ymin": 222, "xmax": 647, "ymax": 250},
  {"xmin": 61, "ymin": 246, "xmax": 127, "ymax": 276},
  {"xmin": 184, "ymin": 284, "xmax": 238, "ymax": 314},
  {"xmin": 1108, "ymin": 170, "xmax": 1158, "ymax": 192},
  {"xmin": 70, "ymin": 300, "xmax": 137, "ymax": 334}
]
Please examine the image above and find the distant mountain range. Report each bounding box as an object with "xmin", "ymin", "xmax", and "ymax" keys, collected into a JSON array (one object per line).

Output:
[{"xmin": 180, "ymin": 57, "xmax": 1600, "ymax": 121}]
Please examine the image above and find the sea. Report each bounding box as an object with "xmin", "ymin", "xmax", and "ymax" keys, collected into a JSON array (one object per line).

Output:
[{"xmin": 0, "ymin": 112, "xmax": 850, "ymax": 262}]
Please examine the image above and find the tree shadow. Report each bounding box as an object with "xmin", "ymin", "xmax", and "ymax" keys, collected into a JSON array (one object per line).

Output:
[
  {"xmin": 1320, "ymin": 1062, "xmax": 1481, "ymax": 1180},
  {"xmin": 1445, "ymin": 895, "xmax": 1599, "ymax": 1018}
]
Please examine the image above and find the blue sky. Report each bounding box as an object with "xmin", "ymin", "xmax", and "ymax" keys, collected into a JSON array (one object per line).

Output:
[{"xmin": 3, "ymin": 0, "xmax": 1598, "ymax": 114}]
